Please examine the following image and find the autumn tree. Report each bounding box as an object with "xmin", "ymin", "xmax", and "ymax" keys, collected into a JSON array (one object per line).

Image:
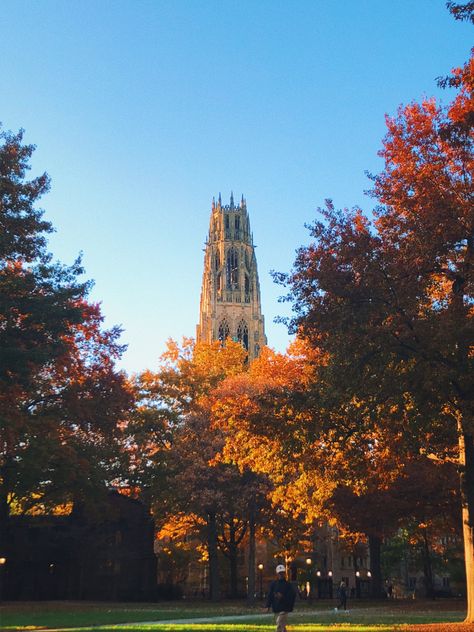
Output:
[
  {"xmin": 0, "ymin": 127, "xmax": 132, "ymax": 557},
  {"xmin": 214, "ymin": 342, "xmax": 412, "ymax": 598},
  {"xmin": 168, "ymin": 412, "xmax": 261, "ymax": 599},
  {"xmin": 446, "ymin": 1, "xmax": 474, "ymax": 24},
  {"xmin": 327, "ymin": 456, "xmax": 460, "ymax": 597},
  {"xmin": 130, "ymin": 338, "xmax": 264, "ymax": 600},
  {"xmin": 276, "ymin": 50, "xmax": 474, "ymax": 619},
  {"xmin": 213, "ymin": 342, "xmax": 324, "ymax": 521}
]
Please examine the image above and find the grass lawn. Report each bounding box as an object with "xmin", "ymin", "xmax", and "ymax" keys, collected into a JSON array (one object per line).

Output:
[
  {"xmin": 0, "ymin": 601, "xmax": 257, "ymax": 629},
  {"xmin": 0, "ymin": 599, "xmax": 469, "ymax": 632}
]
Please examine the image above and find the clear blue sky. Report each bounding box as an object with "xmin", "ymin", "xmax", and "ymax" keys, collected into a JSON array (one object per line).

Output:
[{"xmin": 1, "ymin": 1, "xmax": 471, "ymax": 374}]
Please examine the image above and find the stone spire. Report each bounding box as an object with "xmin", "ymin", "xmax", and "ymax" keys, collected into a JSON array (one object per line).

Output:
[{"xmin": 196, "ymin": 193, "xmax": 266, "ymax": 360}]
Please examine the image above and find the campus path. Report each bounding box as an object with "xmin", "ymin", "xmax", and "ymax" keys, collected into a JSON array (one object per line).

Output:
[
  {"xmin": 118, "ymin": 609, "xmax": 351, "ymax": 625},
  {"xmin": 117, "ymin": 612, "xmax": 273, "ymax": 625},
  {"xmin": 38, "ymin": 608, "xmax": 347, "ymax": 631}
]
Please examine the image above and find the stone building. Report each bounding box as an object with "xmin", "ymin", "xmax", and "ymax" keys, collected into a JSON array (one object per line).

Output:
[
  {"xmin": 196, "ymin": 193, "xmax": 266, "ymax": 360},
  {"xmin": 5, "ymin": 491, "xmax": 156, "ymax": 601}
]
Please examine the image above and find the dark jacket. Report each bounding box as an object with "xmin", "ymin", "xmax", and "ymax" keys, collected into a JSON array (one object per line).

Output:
[{"xmin": 266, "ymin": 578, "xmax": 296, "ymax": 613}]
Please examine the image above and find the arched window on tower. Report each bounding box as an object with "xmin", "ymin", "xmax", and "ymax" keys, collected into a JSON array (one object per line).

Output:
[
  {"xmin": 226, "ymin": 248, "xmax": 239, "ymax": 289},
  {"xmin": 237, "ymin": 319, "xmax": 249, "ymax": 350},
  {"xmin": 218, "ymin": 319, "xmax": 230, "ymax": 344},
  {"xmin": 244, "ymin": 274, "xmax": 250, "ymax": 302},
  {"xmin": 213, "ymin": 251, "xmax": 220, "ymax": 271}
]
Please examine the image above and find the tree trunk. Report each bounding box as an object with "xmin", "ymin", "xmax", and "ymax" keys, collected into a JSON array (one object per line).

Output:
[
  {"xmin": 227, "ymin": 521, "xmax": 239, "ymax": 598},
  {"xmin": 0, "ymin": 457, "xmax": 13, "ymax": 601},
  {"xmin": 459, "ymin": 429, "xmax": 474, "ymax": 622},
  {"xmin": 229, "ymin": 542, "xmax": 239, "ymax": 598},
  {"xmin": 0, "ymin": 480, "xmax": 9, "ymax": 553},
  {"xmin": 247, "ymin": 499, "xmax": 256, "ymax": 604},
  {"xmin": 207, "ymin": 512, "xmax": 220, "ymax": 601},
  {"xmin": 368, "ymin": 535, "xmax": 384, "ymax": 599},
  {"xmin": 421, "ymin": 529, "xmax": 434, "ymax": 599}
]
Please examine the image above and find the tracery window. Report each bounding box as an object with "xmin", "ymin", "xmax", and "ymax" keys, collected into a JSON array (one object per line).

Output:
[
  {"xmin": 244, "ymin": 274, "xmax": 250, "ymax": 303},
  {"xmin": 226, "ymin": 248, "xmax": 239, "ymax": 289},
  {"xmin": 213, "ymin": 251, "xmax": 220, "ymax": 271},
  {"xmin": 234, "ymin": 216, "xmax": 240, "ymax": 238},
  {"xmin": 237, "ymin": 319, "xmax": 249, "ymax": 350},
  {"xmin": 218, "ymin": 319, "xmax": 230, "ymax": 343}
]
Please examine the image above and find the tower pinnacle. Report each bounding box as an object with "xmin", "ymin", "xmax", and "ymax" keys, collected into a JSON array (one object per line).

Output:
[{"xmin": 196, "ymin": 194, "xmax": 266, "ymax": 360}]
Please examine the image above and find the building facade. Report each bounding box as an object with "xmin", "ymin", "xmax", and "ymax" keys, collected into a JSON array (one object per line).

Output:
[
  {"xmin": 5, "ymin": 491, "xmax": 156, "ymax": 601},
  {"xmin": 196, "ymin": 193, "xmax": 266, "ymax": 360}
]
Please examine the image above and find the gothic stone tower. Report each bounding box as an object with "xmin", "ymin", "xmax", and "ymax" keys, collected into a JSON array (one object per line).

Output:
[{"xmin": 197, "ymin": 193, "xmax": 266, "ymax": 360}]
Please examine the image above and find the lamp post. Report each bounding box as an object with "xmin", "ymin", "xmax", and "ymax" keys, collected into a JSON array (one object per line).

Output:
[
  {"xmin": 328, "ymin": 570, "xmax": 333, "ymax": 599},
  {"xmin": 306, "ymin": 557, "xmax": 312, "ymax": 602},
  {"xmin": 258, "ymin": 563, "xmax": 264, "ymax": 600},
  {"xmin": 0, "ymin": 557, "xmax": 6, "ymax": 603}
]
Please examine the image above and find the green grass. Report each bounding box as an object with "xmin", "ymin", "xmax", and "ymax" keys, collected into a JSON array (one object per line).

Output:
[
  {"xmin": 0, "ymin": 599, "xmax": 467, "ymax": 631},
  {"xmin": 0, "ymin": 601, "xmax": 256, "ymax": 629}
]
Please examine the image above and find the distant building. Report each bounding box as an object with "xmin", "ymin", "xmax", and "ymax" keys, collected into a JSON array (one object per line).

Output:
[{"xmin": 196, "ymin": 193, "xmax": 266, "ymax": 361}]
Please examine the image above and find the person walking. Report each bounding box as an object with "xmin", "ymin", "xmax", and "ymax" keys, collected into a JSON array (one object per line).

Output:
[
  {"xmin": 336, "ymin": 580, "xmax": 347, "ymax": 611},
  {"xmin": 265, "ymin": 564, "xmax": 296, "ymax": 632}
]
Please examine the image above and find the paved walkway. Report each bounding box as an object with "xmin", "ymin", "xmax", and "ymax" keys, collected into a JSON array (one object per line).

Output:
[
  {"xmin": 39, "ymin": 613, "xmax": 271, "ymax": 631},
  {"xmin": 39, "ymin": 609, "xmax": 351, "ymax": 631},
  {"xmin": 123, "ymin": 609, "xmax": 352, "ymax": 625},
  {"xmin": 109, "ymin": 612, "xmax": 273, "ymax": 626}
]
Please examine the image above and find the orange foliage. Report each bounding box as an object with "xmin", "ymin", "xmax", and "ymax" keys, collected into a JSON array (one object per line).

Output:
[{"xmin": 157, "ymin": 512, "xmax": 205, "ymax": 541}]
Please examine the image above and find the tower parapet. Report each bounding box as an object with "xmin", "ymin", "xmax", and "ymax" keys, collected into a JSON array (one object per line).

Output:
[{"xmin": 197, "ymin": 193, "xmax": 267, "ymax": 360}]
